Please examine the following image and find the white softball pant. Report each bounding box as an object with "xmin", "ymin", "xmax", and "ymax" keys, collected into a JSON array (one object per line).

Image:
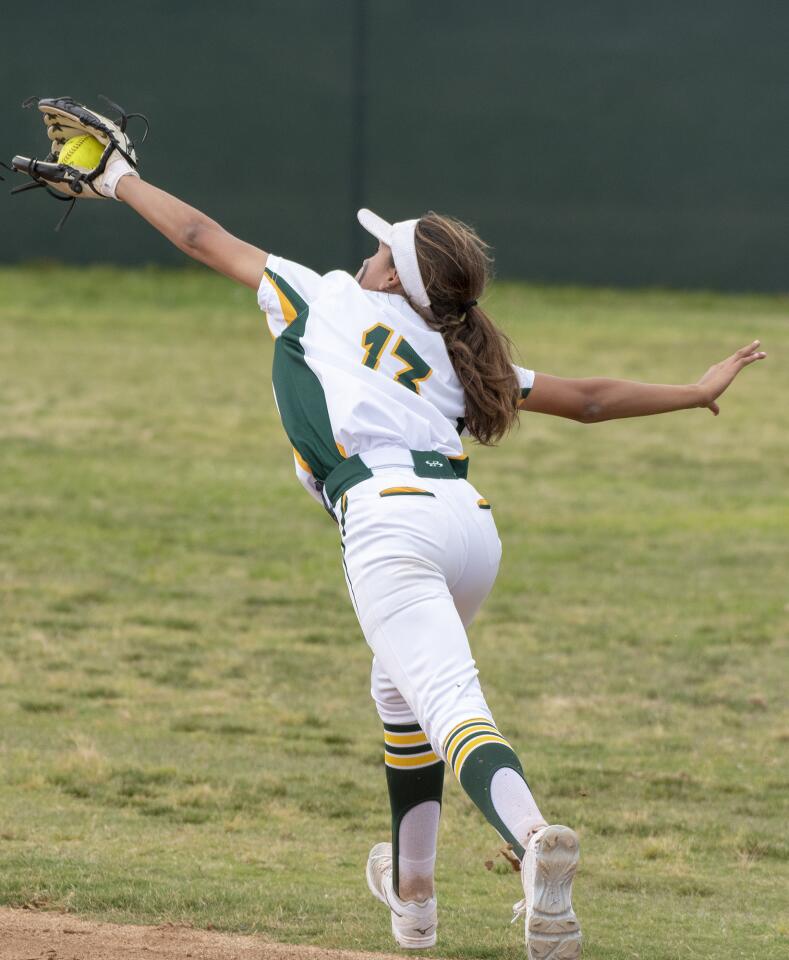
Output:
[{"xmin": 338, "ymin": 466, "xmax": 501, "ymax": 757}]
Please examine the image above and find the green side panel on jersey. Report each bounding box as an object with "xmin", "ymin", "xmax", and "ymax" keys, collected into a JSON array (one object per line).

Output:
[
  {"xmin": 272, "ymin": 300, "xmax": 343, "ymax": 485},
  {"xmin": 521, "ymin": 385, "xmax": 532, "ymax": 399}
]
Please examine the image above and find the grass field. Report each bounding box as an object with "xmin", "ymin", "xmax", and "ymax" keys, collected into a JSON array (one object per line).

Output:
[{"xmin": 0, "ymin": 265, "xmax": 786, "ymax": 959}]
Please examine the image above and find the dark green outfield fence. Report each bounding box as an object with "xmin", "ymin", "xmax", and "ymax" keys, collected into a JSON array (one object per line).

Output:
[{"xmin": 1, "ymin": 1, "xmax": 787, "ymax": 290}]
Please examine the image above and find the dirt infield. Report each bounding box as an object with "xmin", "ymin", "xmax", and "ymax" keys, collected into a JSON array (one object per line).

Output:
[{"xmin": 0, "ymin": 909, "xmax": 405, "ymax": 960}]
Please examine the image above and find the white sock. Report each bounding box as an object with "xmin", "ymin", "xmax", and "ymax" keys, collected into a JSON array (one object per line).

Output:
[
  {"xmin": 397, "ymin": 801, "xmax": 440, "ymax": 901},
  {"xmin": 490, "ymin": 767, "xmax": 547, "ymax": 849}
]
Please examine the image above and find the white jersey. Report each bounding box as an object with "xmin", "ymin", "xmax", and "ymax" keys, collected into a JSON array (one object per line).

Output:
[{"xmin": 257, "ymin": 256, "xmax": 534, "ymax": 504}]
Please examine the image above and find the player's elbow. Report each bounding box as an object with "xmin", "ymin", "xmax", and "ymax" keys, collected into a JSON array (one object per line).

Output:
[
  {"xmin": 578, "ymin": 401, "xmax": 604, "ymax": 424},
  {"xmin": 181, "ymin": 219, "xmax": 224, "ymax": 260},
  {"xmin": 576, "ymin": 381, "xmax": 607, "ymax": 423},
  {"xmin": 181, "ymin": 220, "xmax": 208, "ymax": 253}
]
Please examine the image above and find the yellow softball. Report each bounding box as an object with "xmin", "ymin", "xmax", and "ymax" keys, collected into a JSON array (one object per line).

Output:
[{"xmin": 58, "ymin": 135, "xmax": 104, "ymax": 170}]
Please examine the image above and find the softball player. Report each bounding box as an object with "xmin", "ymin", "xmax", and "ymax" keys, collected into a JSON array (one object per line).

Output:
[{"xmin": 102, "ymin": 163, "xmax": 764, "ymax": 959}]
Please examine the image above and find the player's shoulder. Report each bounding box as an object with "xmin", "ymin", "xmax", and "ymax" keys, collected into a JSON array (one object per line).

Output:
[
  {"xmin": 316, "ymin": 272, "xmax": 409, "ymax": 319},
  {"xmin": 320, "ymin": 268, "xmax": 361, "ymax": 291}
]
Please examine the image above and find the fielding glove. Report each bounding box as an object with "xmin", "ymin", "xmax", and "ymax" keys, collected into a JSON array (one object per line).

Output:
[{"xmin": 8, "ymin": 95, "xmax": 148, "ymax": 228}]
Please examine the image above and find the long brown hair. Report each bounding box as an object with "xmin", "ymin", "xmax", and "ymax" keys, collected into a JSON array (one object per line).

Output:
[{"xmin": 411, "ymin": 212, "xmax": 520, "ymax": 445}]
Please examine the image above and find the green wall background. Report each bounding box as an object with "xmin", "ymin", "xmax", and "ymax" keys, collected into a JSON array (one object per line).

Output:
[{"xmin": 2, "ymin": 1, "xmax": 787, "ymax": 290}]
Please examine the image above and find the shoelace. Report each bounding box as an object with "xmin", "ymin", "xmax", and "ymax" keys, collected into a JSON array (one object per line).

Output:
[
  {"xmin": 372, "ymin": 855, "xmax": 393, "ymax": 882},
  {"xmin": 511, "ymin": 898, "xmax": 528, "ymax": 924},
  {"xmin": 509, "ymin": 827, "xmax": 546, "ymax": 925}
]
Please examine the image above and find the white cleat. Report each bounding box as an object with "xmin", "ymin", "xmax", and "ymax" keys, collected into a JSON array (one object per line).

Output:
[
  {"xmin": 512, "ymin": 825, "xmax": 581, "ymax": 960},
  {"xmin": 366, "ymin": 842, "xmax": 438, "ymax": 949}
]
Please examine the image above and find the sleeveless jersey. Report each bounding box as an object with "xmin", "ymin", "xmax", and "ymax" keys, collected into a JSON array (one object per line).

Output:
[{"xmin": 257, "ymin": 256, "xmax": 534, "ymax": 504}]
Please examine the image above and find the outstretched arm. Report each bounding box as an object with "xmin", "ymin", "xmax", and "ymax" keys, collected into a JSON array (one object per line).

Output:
[
  {"xmin": 116, "ymin": 176, "xmax": 268, "ymax": 290},
  {"xmin": 520, "ymin": 340, "xmax": 767, "ymax": 423}
]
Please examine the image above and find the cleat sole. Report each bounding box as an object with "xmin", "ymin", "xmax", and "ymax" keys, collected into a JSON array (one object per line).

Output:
[{"xmin": 525, "ymin": 826, "xmax": 582, "ymax": 960}]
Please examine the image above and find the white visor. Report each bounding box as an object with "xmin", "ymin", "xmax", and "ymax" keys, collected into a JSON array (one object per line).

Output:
[{"xmin": 357, "ymin": 208, "xmax": 431, "ymax": 310}]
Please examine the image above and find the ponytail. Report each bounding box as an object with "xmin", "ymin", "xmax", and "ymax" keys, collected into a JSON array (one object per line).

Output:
[
  {"xmin": 413, "ymin": 213, "xmax": 520, "ymax": 445},
  {"xmin": 438, "ymin": 304, "xmax": 519, "ymax": 444}
]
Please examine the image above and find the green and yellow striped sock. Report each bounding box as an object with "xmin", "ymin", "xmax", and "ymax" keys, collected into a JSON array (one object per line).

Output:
[
  {"xmin": 384, "ymin": 721, "xmax": 444, "ymax": 897},
  {"xmin": 444, "ymin": 716, "xmax": 532, "ymax": 859}
]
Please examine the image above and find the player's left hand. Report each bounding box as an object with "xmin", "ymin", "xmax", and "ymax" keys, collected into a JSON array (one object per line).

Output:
[
  {"xmin": 8, "ymin": 96, "xmax": 147, "ymax": 226},
  {"xmin": 695, "ymin": 340, "xmax": 767, "ymax": 415}
]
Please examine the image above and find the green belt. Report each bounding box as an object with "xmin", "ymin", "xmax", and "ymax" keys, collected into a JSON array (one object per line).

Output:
[{"xmin": 323, "ymin": 450, "xmax": 469, "ymax": 505}]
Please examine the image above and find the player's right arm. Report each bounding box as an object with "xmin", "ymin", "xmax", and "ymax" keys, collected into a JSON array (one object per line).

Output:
[{"xmin": 116, "ymin": 176, "xmax": 268, "ymax": 290}]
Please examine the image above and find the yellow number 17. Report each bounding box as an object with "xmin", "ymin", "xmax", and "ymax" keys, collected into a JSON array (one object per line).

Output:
[{"xmin": 361, "ymin": 323, "xmax": 433, "ymax": 395}]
